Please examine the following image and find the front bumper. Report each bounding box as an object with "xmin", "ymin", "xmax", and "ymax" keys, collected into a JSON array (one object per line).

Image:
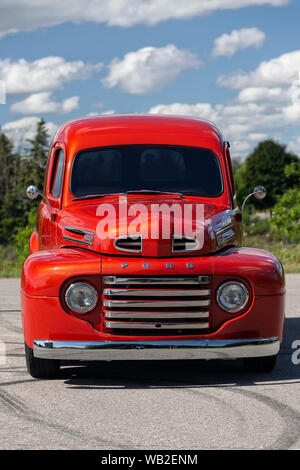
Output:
[{"xmin": 33, "ymin": 337, "xmax": 280, "ymax": 361}]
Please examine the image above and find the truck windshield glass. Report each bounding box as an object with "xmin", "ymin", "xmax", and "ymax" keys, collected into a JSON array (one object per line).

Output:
[{"xmin": 71, "ymin": 145, "xmax": 223, "ymax": 198}]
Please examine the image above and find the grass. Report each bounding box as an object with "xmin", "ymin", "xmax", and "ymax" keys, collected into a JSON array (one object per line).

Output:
[{"xmin": 0, "ymin": 245, "xmax": 22, "ymax": 277}]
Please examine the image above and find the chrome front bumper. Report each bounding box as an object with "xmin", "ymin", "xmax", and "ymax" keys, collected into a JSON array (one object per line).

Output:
[{"xmin": 33, "ymin": 337, "xmax": 280, "ymax": 361}]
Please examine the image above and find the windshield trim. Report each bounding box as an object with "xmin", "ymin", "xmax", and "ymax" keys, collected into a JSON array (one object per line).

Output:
[{"xmin": 69, "ymin": 144, "xmax": 224, "ymax": 199}]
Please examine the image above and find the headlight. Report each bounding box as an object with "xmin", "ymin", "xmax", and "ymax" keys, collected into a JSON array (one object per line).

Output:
[
  {"xmin": 65, "ymin": 282, "xmax": 98, "ymax": 313},
  {"xmin": 216, "ymin": 281, "xmax": 249, "ymax": 313}
]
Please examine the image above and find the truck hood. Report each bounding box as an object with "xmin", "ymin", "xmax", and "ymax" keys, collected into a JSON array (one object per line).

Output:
[{"xmin": 57, "ymin": 195, "xmax": 239, "ymax": 257}]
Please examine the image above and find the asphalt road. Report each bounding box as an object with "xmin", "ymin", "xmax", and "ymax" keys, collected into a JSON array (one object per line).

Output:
[{"xmin": 0, "ymin": 275, "xmax": 299, "ymax": 450}]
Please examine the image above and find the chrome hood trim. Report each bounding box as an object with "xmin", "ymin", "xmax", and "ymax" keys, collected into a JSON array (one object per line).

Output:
[{"xmin": 63, "ymin": 226, "xmax": 95, "ymax": 246}]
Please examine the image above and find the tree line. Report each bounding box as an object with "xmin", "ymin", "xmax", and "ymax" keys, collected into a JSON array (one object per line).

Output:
[
  {"xmin": 234, "ymin": 140, "xmax": 300, "ymax": 242},
  {"xmin": 0, "ymin": 118, "xmax": 49, "ymax": 244}
]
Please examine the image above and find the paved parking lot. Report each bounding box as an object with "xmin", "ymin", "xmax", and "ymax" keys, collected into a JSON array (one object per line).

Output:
[{"xmin": 0, "ymin": 275, "xmax": 299, "ymax": 449}]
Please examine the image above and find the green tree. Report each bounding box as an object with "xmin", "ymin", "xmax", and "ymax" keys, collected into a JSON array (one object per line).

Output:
[
  {"xmin": 0, "ymin": 132, "xmax": 15, "ymax": 205},
  {"xmin": 15, "ymin": 118, "xmax": 49, "ymax": 235},
  {"xmin": 234, "ymin": 160, "xmax": 249, "ymax": 209},
  {"xmin": 270, "ymin": 188, "xmax": 300, "ymax": 242},
  {"xmin": 19, "ymin": 118, "xmax": 50, "ymax": 191},
  {"xmin": 0, "ymin": 118, "xmax": 49, "ymax": 243},
  {"xmin": 268, "ymin": 160, "xmax": 300, "ymax": 243},
  {"xmin": 14, "ymin": 207, "xmax": 37, "ymax": 263},
  {"xmin": 0, "ymin": 131, "xmax": 23, "ymax": 242},
  {"xmin": 284, "ymin": 161, "xmax": 300, "ymax": 188},
  {"xmin": 238, "ymin": 140, "xmax": 299, "ymax": 210},
  {"xmin": 231, "ymin": 157, "xmax": 242, "ymax": 173}
]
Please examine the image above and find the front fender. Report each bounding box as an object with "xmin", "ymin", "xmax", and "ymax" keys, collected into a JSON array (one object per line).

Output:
[
  {"xmin": 22, "ymin": 248, "xmax": 101, "ymax": 297},
  {"xmin": 212, "ymin": 247, "xmax": 285, "ymax": 296}
]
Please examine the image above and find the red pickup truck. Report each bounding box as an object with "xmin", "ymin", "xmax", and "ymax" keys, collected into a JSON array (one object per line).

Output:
[{"xmin": 21, "ymin": 115, "xmax": 285, "ymax": 378}]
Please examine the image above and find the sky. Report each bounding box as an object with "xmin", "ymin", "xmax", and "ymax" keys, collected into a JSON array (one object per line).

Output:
[{"xmin": 0, "ymin": 0, "xmax": 300, "ymax": 158}]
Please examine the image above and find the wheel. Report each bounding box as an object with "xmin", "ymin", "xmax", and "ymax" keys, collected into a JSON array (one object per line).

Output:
[
  {"xmin": 25, "ymin": 343, "xmax": 60, "ymax": 379},
  {"xmin": 243, "ymin": 354, "xmax": 278, "ymax": 373}
]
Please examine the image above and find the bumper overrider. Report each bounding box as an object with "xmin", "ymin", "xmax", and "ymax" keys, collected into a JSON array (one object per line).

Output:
[{"xmin": 33, "ymin": 337, "xmax": 280, "ymax": 361}]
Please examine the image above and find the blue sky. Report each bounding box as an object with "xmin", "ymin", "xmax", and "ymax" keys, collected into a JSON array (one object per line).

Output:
[{"xmin": 0, "ymin": 0, "xmax": 300, "ymax": 158}]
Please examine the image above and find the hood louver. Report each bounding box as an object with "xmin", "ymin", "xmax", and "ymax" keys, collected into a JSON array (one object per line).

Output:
[
  {"xmin": 172, "ymin": 235, "xmax": 200, "ymax": 252},
  {"xmin": 114, "ymin": 235, "xmax": 200, "ymax": 253},
  {"xmin": 114, "ymin": 235, "xmax": 143, "ymax": 253}
]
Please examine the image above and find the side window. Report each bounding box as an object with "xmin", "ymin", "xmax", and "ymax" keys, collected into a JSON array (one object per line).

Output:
[
  {"xmin": 226, "ymin": 144, "xmax": 236, "ymax": 196},
  {"xmin": 50, "ymin": 149, "xmax": 65, "ymax": 198}
]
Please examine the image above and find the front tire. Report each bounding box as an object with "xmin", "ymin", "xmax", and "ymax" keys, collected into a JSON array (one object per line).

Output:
[
  {"xmin": 25, "ymin": 343, "xmax": 60, "ymax": 379},
  {"xmin": 243, "ymin": 354, "xmax": 277, "ymax": 373}
]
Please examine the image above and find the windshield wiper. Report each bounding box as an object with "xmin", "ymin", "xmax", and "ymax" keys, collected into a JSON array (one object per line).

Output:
[
  {"xmin": 126, "ymin": 189, "xmax": 182, "ymax": 197},
  {"xmin": 179, "ymin": 190, "xmax": 207, "ymax": 196},
  {"xmin": 181, "ymin": 192, "xmax": 202, "ymax": 196},
  {"xmin": 73, "ymin": 189, "xmax": 185, "ymax": 201},
  {"xmin": 72, "ymin": 192, "xmax": 125, "ymax": 201}
]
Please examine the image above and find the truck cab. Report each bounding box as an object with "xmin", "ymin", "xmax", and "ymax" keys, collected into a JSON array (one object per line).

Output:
[{"xmin": 21, "ymin": 115, "xmax": 285, "ymax": 378}]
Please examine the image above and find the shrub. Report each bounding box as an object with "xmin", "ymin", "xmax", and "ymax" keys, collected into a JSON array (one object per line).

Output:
[
  {"xmin": 13, "ymin": 207, "xmax": 37, "ymax": 264},
  {"xmin": 269, "ymin": 188, "xmax": 300, "ymax": 243}
]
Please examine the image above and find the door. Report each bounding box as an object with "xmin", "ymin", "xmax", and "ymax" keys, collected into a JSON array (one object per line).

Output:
[{"xmin": 38, "ymin": 146, "xmax": 65, "ymax": 250}]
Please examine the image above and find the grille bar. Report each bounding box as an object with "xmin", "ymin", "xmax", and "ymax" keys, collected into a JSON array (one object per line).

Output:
[
  {"xmin": 103, "ymin": 299, "xmax": 210, "ymax": 308},
  {"xmin": 104, "ymin": 321, "xmax": 210, "ymax": 330},
  {"xmin": 103, "ymin": 276, "xmax": 210, "ymax": 285},
  {"xmin": 104, "ymin": 310, "xmax": 209, "ymax": 319},
  {"xmin": 103, "ymin": 288, "xmax": 210, "ymax": 297}
]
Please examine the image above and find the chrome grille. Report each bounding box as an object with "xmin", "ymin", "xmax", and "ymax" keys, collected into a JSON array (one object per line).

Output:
[{"xmin": 102, "ymin": 276, "xmax": 211, "ymax": 335}]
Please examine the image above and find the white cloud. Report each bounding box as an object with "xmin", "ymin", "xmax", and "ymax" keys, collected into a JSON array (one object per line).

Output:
[
  {"xmin": 237, "ymin": 87, "xmax": 288, "ymax": 103},
  {"xmin": 0, "ymin": 56, "xmax": 102, "ymax": 96},
  {"xmin": 100, "ymin": 109, "xmax": 116, "ymax": 115},
  {"xmin": 10, "ymin": 92, "xmax": 79, "ymax": 114},
  {"xmin": 148, "ymin": 99, "xmax": 287, "ymax": 158},
  {"xmin": 248, "ymin": 132, "xmax": 268, "ymax": 141},
  {"xmin": 0, "ymin": 0, "xmax": 289, "ymax": 37},
  {"xmin": 149, "ymin": 102, "xmax": 217, "ymax": 120},
  {"xmin": 2, "ymin": 116, "xmax": 57, "ymax": 151},
  {"xmin": 148, "ymin": 70, "xmax": 300, "ymax": 156},
  {"xmin": 282, "ymin": 102, "xmax": 300, "ymax": 123},
  {"xmin": 87, "ymin": 109, "xmax": 115, "ymax": 116},
  {"xmin": 179, "ymin": 49, "xmax": 299, "ymax": 156},
  {"xmin": 212, "ymin": 28, "xmax": 266, "ymax": 57},
  {"xmin": 288, "ymin": 136, "xmax": 300, "ymax": 155},
  {"xmin": 217, "ymin": 50, "xmax": 300, "ymax": 89},
  {"xmin": 216, "ymin": 50, "xmax": 300, "ymax": 127},
  {"xmin": 102, "ymin": 44, "xmax": 202, "ymax": 94}
]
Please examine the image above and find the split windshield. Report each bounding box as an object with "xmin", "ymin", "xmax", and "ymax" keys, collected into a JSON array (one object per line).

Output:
[{"xmin": 71, "ymin": 145, "xmax": 223, "ymax": 198}]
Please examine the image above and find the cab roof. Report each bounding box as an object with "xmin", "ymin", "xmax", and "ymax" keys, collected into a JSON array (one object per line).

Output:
[{"xmin": 52, "ymin": 114, "xmax": 225, "ymax": 157}]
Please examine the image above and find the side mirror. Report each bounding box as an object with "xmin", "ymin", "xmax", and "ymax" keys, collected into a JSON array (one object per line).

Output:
[
  {"xmin": 253, "ymin": 185, "xmax": 267, "ymax": 200},
  {"xmin": 26, "ymin": 185, "xmax": 39, "ymax": 200},
  {"xmin": 241, "ymin": 185, "xmax": 267, "ymax": 213},
  {"xmin": 26, "ymin": 185, "xmax": 53, "ymax": 222}
]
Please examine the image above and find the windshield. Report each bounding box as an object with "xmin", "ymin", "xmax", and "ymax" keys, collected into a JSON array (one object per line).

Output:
[{"xmin": 71, "ymin": 145, "xmax": 223, "ymax": 198}]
